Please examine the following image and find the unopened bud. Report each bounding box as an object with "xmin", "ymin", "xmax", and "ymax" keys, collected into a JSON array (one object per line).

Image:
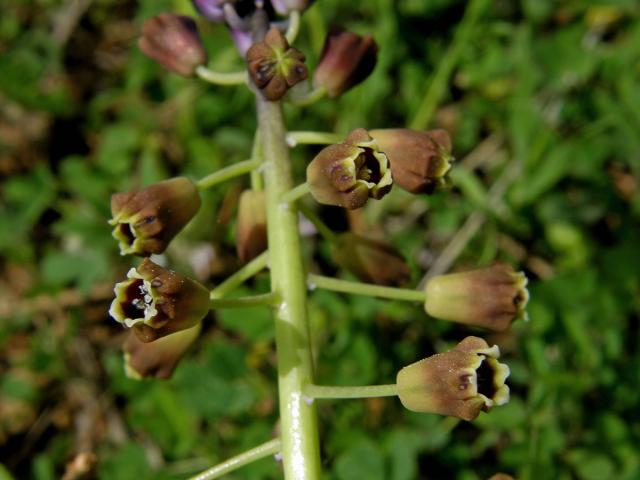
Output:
[
  {"xmin": 138, "ymin": 13, "xmax": 207, "ymax": 76},
  {"xmin": 247, "ymin": 27, "xmax": 308, "ymax": 101},
  {"xmin": 110, "ymin": 177, "xmax": 201, "ymax": 256},
  {"xmin": 123, "ymin": 323, "xmax": 201, "ymax": 379},
  {"xmin": 369, "ymin": 128, "xmax": 453, "ymax": 194},
  {"xmin": 306, "ymin": 128, "xmax": 393, "ymax": 209},
  {"xmin": 109, "ymin": 258, "xmax": 210, "ymax": 343},
  {"xmin": 236, "ymin": 190, "xmax": 268, "ymax": 263},
  {"xmin": 332, "ymin": 232, "xmax": 409, "ymax": 286},
  {"xmin": 396, "ymin": 336, "xmax": 510, "ymax": 421},
  {"xmin": 424, "ymin": 264, "xmax": 529, "ymax": 331},
  {"xmin": 313, "ymin": 27, "xmax": 378, "ymax": 97}
]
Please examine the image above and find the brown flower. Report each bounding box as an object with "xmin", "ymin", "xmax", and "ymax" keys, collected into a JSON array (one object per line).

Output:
[
  {"xmin": 236, "ymin": 189, "xmax": 268, "ymax": 263},
  {"xmin": 247, "ymin": 27, "xmax": 308, "ymax": 101},
  {"xmin": 423, "ymin": 264, "xmax": 529, "ymax": 331},
  {"xmin": 396, "ymin": 336, "xmax": 510, "ymax": 421},
  {"xmin": 138, "ymin": 13, "xmax": 207, "ymax": 76},
  {"xmin": 306, "ymin": 128, "xmax": 393, "ymax": 209},
  {"xmin": 313, "ymin": 27, "xmax": 378, "ymax": 97},
  {"xmin": 110, "ymin": 177, "xmax": 201, "ymax": 256},
  {"xmin": 109, "ymin": 258, "xmax": 210, "ymax": 342},
  {"xmin": 369, "ymin": 128, "xmax": 453, "ymax": 194}
]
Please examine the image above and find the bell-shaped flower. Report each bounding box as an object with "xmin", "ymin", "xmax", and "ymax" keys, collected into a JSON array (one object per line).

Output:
[
  {"xmin": 369, "ymin": 128, "xmax": 453, "ymax": 194},
  {"xmin": 109, "ymin": 258, "xmax": 210, "ymax": 342},
  {"xmin": 123, "ymin": 323, "xmax": 201, "ymax": 379},
  {"xmin": 138, "ymin": 13, "xmax": 208, "ymax": 77},
  {"xmin": 110, "ymin": 177, "xmax": 201, "ymax": 256},
  {"xmin": 236, "ymin": 189, "xmax": 268, "ymax": 263},
  {"xmin": 424, "ymin": 264, "xmax": 529, "ymax": 331},
  {"xmin": 313, "ymin": 27, "xmax": 378, "ymax": 97},
  {"xmin": 331, "ymin": 232, "xmax": 410, "ymax": 286},
  {"xmin": 306, "ymin": 128, "xmax": 393, "ymax": 209},
  {"xmin": 396, "ymin": 336, "xmax": 510, "ymax": 421},
  {"xmin": 247, "ymin": 27, "xmax": 308, "ymax": 101}
]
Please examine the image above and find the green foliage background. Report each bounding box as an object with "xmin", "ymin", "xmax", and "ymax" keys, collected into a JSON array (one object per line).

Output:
[{"xmin": 1, "ymin": 0, "xmax": 639, "ymax": 479}]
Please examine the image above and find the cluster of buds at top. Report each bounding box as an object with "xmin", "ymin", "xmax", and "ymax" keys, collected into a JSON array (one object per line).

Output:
[
  {"xmin": 138, "ymin": 13, "xmax": 208, "ymax": 76},
  {"xmin": 247, "ymin": 27, "xmax": 308, "ymax": 101},
  {"xmin": 306, "ymin": 129, "xmax": 393, "ymax": 209},
  {"xmin": 424, "ymin": 264, "xmax": 529, "ymax": 332},
  {"xmin": 110, "ymin": 177, "xmax": 201, "ymax": 257},
  {"xmin": 396, "ymin": 336, "xmax": 510, "ymax": 421}
]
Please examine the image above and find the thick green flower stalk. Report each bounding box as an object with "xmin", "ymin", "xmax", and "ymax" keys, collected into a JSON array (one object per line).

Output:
[{"xmin": 104, "ymin": 2, "xmax": 530, "ymax": 479}]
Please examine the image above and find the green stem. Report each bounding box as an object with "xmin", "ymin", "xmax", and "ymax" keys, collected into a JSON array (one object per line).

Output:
[
  {"xmin": 250, "ymin": 129, "xmax": 264, "ymax": 191},
  {"xmin": 298, "ymin": 203, "xmax": 338, "ymax": 243},
  {"xmin": 304, "ymin": 383, "xmax": 398, "ymax": 399},
  {"xmin": 189, "ymin": 438, "xmax": 281, "ymax": 480},
  {"xmin": 409, "ymin": 0, "xmax": 488, "ymax": 130},
  {"xmin": 281, "ymin": 182, "xmax": 310, "ymax": 203},
  {"xmin": 210, "ymin": 292, "xmax": 279, "ymax": 309},
  {"xmin": 209, "ymin": 251, "xmax": 269, "ymax": 300},
  {"xmin": 195, "ymin": 65, "xmax": 247, "ymax": 86},
  {"xmin": 286, "ymin": 131, "xmax": 342, "ymax": 147},
  {"xmin": 285, "ymin": 11, "xmax": 301, "ymax": 44},
  {"xmin": 290, "ymin": 86, "xmax": 327, "ymax": 107},
  {"xmin": 257, "ymin": 96, "xmax": 322, "ymax": 479},
  {"xmin": 308, "ymin": 274, "xmax": 426, "ymax": 302},
  {"xmin": 196, "ymin": 158, "xmax": 261, "ymax": 190}
]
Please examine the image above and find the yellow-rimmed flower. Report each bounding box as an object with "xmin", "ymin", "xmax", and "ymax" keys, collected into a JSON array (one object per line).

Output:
[
  {"xmin": 396, "ymin": 336, "xmax": 510, "ymax": 421},
  {"xmin": 109, "ymin": 258, "xmax": 209, "ymax": 342},
  {"xmin": 306, "ymin": 128, "xmax": 393, "ymax": 209},
  {"xmin": 424, "ymin": 264, "xmax": 529, "ymax": 331},
  {"xmin": 110, "ymin": 177, "xmax": 201, "ymax": 256}
]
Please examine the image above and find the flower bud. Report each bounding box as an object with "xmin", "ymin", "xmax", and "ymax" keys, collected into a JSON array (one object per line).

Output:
[
  {"xmin": 123, "ymin": 323, "xmax": 201, "ymax": 379},
  {"xmin": 332, "ymin": 232, "xmax": 410, "ymax": 286},
  {"xmin": 109, "ymin": 258, "xmax": 210, "ymax": 343},
  {"xmin": 313, "ymin": 27, "xmax": 378, "ymax": 97},
  {"xmin": 271, "ymin": 0, "xmax": 314, "ymax": 15},
  {"xmin": 424, "ymin": 264, "xmax": 529, "ymax": 331},
  {"xmin": 191, "ymin": 0, "xmax": 227, "ymax": 22},
  {"xmin": 110, "ymin": 177, "xmax": 201, "ymax": 256},
  {"xmin": 396, "ymin": 336, "xmax": 510, "ymax": 421},
  {"xmin": 138, "ymin": 13, "xmax": 208, "ymax": 77},
  {"xmin": 369, "ymin": 128, "xmax": 453, "ymax": 194},
  {"xmin": 236, "ymin": 189, "xmax": 268, "ymax": 263},
  {"xmin": 306, "ymin": 128, "xmax": 393, "ymax": 209},
  {"xmin": 247, "ymin": 27, "xmax": 308, "ymax": 101}
]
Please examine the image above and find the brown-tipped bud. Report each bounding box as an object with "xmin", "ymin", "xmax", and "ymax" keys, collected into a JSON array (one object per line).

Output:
[
  {"xmin": 236, "ymin": 189, "xmax": 268, "ymax": 263},
  {"xmin": 123, "ymin": 323, "xmax": 201, "ymax": 379},
  {"xmin": 271, "ymin": 0, "xmax": 314, "ymax": 15},
  {"xmin": 110, "ymin": 177, "xmax": 201, "ymax": 256},
  {"xmin": 332, "ymin": 232, "xmax": 410, "ymax": 286},
  {"xmin": 369, "ymin": 128, "xmax": 453, "ymax": 194},
  {"xmin": 109, "ymin": 258, "xmax": 210, "ymax": 343},
  {"xmin": 247, "ymin": 27, "xmax": 308, "ymax": 101},
  {"xmin": 313, "ymin": 27, "xmax": 378, "ymax": 97},
  {"xmin": 424, "ymin": 264, "xmax": 529, "ymax": 331},
  {"xmin": 138, "ymin": 13, "xmax": 208, "ymax": 76},
  {"xmin": 306, "ymin": 128, "xmax": 393, "ymax": 209},
  {"xmin": 396, "ymin": 336, "xmax": 510, "ymax": 421}
]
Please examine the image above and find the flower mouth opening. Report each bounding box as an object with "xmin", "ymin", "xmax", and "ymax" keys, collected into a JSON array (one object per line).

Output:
[
  {"xmin": 476, "ymin": 356, "xmax": 498, "ymax": 401},
  {"xmin": 117, "ymin": 222, "xmax": 135, "ymax": 247},
  {"xmin": 110, "ymin": 269, "xmax": 158, "ymax": 327}
]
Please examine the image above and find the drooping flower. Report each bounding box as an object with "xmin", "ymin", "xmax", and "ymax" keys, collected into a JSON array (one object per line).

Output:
[
  {"xmin": 423, "ymin": 264, "xmax": 529, "ymax": 331},
  {"xmin": 236, "ymin": 189, "xmax": 268, "ymax": 263},
  {"xmin": 109, "ymin": 258, "xmax": 210, "ymax": 343},
  {"xmin": 110, "ymin": 177, "xmax": 201, "ymax": 256},
  {"xmin": 247, "ymin": 27, "xmax": 308, "ymax": 101},
  {"xmin": 123, "ymin": 323, "xmax": 201, "ymax": 379},
  {"xmin": 396, "ymin": 336, "xmax": 510, "ymax": 421},
  {"xmin": 313, "ymin": 27, "xmax": 378, "ymax": 97},
  {"xmin": 138, "ymin": 13, "xmax": 208, "ymax": 76},
  {"xmin": 306, "ymin": 128, "xmax": 393, "ymax": 209},
  {"xmin": 331, "ymin": 232, "xmax": 410, "ymax": 286},
  {"xmin": 369, "ymin": 128, "xmax": 453, "ymax": 194}
]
